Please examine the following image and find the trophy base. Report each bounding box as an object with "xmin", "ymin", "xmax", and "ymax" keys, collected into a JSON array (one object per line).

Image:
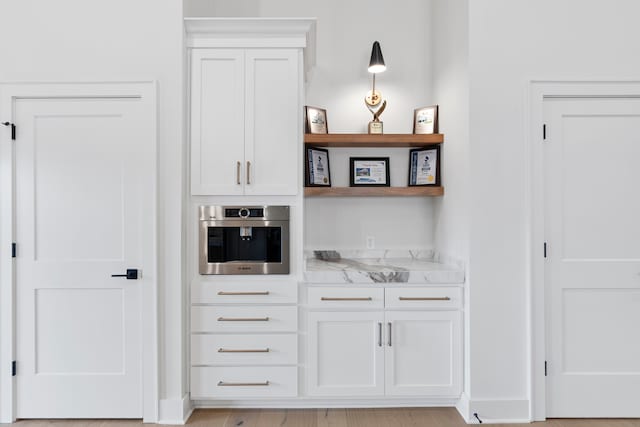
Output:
[{"xmin": 368, "ymin": 121, "xmax": 383, "ymax": 134}]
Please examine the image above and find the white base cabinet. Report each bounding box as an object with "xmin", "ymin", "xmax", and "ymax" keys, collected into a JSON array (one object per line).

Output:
[{"xmin": 307, "ymin": 286, "xmax": 462, "ymax": 399}]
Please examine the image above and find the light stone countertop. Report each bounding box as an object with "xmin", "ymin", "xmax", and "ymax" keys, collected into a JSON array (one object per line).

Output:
[{"xmin": 303, "ymin": 250, "xmax": 465, "ymax": 285}]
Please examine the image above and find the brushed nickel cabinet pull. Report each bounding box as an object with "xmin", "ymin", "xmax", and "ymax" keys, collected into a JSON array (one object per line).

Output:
[
  {"xmin": 388, "ymin": 322, "xmax": 392, "ymax": 347},
  {"xmin": 218, "ymin": 348, "xmax": 270, "ymax": 353},
  {"xmin": 246, "ymin": 161, "xmax": 251, "ymax": 185},
  {"xmin": 399, "ymin": 296, "xmax": 451, "ymax": 301},
  {"xmin": 217, "ymin": 317, "xmax": 270, "ymax": 322},
  {"xmin": 378, "ymin": 322, "xmax": 382, "ymax": 347},
  {"xmin": 236, "ymin": 161, "xmax": 241, "ymax": 185},
  {"xmin": 218, "ymin": 381, "xmax": 270, "ymax": 387},
  {"xmin": 320, "ymin": 297, "xmax": 373, "ymax": 301},
  {"xmin": 218, "ymin": 291, "xmax": 270, "ymax": 296}
]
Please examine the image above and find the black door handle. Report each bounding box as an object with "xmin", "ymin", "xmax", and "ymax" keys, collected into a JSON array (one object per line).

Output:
[{"xmin": 111, "ymin": 269, "xmax": 139, "ymax": 280}]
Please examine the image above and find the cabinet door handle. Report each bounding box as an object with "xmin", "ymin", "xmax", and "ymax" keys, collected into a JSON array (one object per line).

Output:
[
  {"xmin": 378, "ymin": 322, "xmax": 382, "ymax": 347},
  {"xmin": 236, "ymin": 161, "xmax": 241, "ymax": 185},
  {"xmin": 398, "ymin": 296, "xmax": 451, "ymax": 301},
  {"xmin": 218, "ymin": 348, "xmax": 270, "ymax": 353},
  {"xmin": 217, "ymin": 317, "xmax": 270, "ymax": 322},
  {"xmin": 217, "ymin": 291, "xmax": 270, "ymax": 296},
  {"xmin": 388, "ymin": 322, "xmax": 392, "ymax": 347},
  {"xmin": 246, "ymin": 161, "xmax": 251, "ymax": 185},
  {"xmin": 320, "ymin": 297, "xmax": 373, "ymax": 301},
  {"xmin": 217, "ymin": 381, "xmax": 270, "ymax": 387}
]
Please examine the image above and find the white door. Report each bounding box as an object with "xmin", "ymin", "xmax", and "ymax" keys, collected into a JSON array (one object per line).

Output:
[
  {"xmin": 14, "ymin": 92, "xmax": 154, "ymax": 418},
  {"xmin": 244, "ymin": 49, "xmax": 300, "ymax": 196},
  {"xmin": 385, "ymin": 311, "xmax": 461, "ymax": 397},
  {"xmin": 545, "ymin": 97, "xmax": 640, "ymax": 417},
  {"xmin": 190, "ymin": 49, "xmax": 245, "ymax": 195},
  {"xmin": 307, "ymin": 311, "xmax": 384, "ymax": 396}
]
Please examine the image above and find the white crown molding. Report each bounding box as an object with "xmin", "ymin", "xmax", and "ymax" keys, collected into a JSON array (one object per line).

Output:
[{"xmin": 184, "ymin": 18, "xmax": 317, "ymax": 78}]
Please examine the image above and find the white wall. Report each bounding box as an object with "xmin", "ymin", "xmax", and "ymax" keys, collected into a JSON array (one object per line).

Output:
[
  {"xmin": 431, "ymin": 0, "xmax": 470, "ymax": 400},
  {"xmin": 467, "ymin": 0, "xmax": 640, "ymax": 420},
  {"xmin": 186, "ymin": 0, "xmax": 438, "ymax": 252},
  {"xmin": 0, "ymin": 0, "xmax": 185, "ymax": 421}
]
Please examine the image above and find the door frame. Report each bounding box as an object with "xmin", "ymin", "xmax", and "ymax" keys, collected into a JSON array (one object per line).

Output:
[
  {"xmin": 528, "ymin": 80, "xmax": 640, "ymax": 421},
  {"xmin": 0, "ymin": 82, "xmax": 159, "ymax": 423}
]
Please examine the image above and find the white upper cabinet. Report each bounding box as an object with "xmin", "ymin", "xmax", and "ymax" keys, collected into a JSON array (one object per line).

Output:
[{"xmin": 186, "ymin": 18, "xmax": 316, "ymax": 196}]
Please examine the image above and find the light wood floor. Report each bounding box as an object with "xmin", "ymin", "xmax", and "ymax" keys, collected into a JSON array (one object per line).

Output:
[{"xmin": 4, "ymin": 408, "xmax": 640, "ymax": 427}]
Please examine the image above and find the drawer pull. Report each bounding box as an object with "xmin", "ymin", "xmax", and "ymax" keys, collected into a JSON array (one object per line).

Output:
[
  {"xmin": 218, "ymin": 348, "xmax": 270, "ymax": 353},
  {"xmin": 217, "ymin": 291, "xmax": 270, "ymax": 296},
  {"xmin": 217, "ymin": 317, "xmax": 270, "ymax": 322},
  {"xmin": 218, "ymin": 381, "xmax": 270, "ymax": 387},
  {"xmin": 321, "ymin": 297, "xmax": 373, "ymax": 301},
  {"xmin": 398, "ymin": 296, "xmax": 451, "ymax": 301}
]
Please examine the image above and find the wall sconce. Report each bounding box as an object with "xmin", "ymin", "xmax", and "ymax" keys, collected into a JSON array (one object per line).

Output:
[{"xmin": 365, "ymin": 41, "xmax": 387, "ymax": 134}]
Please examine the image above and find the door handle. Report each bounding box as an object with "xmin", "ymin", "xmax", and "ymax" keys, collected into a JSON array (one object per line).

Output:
[
  {"xmin": 111, "ymin": 269, "xmax": 139, "ymax": 280},
  {"xmin": 236, "ymin": 161, "xmax": 241, "ymax": 185},
  {"xmin": 246, "ymin": 161, "xmax": 251, "ymax": 185},
  {"xmin": 378, "ymin": 322, "xmax": 382, "ymax": 347},
  {"xmin": 388, "ymin": 322, "xmax": 392, "ymax": 347}
]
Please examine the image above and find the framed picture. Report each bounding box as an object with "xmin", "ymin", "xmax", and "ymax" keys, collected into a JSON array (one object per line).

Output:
[
  {"xmin": 413, "ymin": 105, "xmax": 439, "ymax": 134},
  {"xmin": 305, "ymin": 106, "xmax": 328, "ymax": 134},
  {"xmin": 305, "ymin": 146, "xmax": 331, "ymax": 187},
  {"xmin": 350, "ymin": 157, "xmax": 390, "ymax": 187},
  {"xmin": 408, "ymin": 146, "xmax": 440, "ymax": 186}
]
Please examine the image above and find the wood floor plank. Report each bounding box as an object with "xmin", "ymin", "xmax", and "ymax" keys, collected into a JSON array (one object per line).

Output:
[{"xmin": 4, "ymin": 409, "xmax": 640, "ymax": 427}]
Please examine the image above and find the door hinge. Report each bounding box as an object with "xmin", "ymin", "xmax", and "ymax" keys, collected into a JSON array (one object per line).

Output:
[
  {"xmin": 11, "ymin": 242, "xmax": 16, "ymax": 258},
  {"xmin": 543, "ymin": 242, "xmax": 547, "ymax": 258},
  {"xmin": 544, "ymin": 360, "xmax": 548, "ymax": 377},
  {"xmin": 11, "ymin": 361, "xmax": 16, "ymax": 376},
  {"xmin": 2, "ymin": 122, "xmax": 16, "ymax": 140},
  {"xmin": 543, "ymin": 124, "xmax": 547, "ymax": 140}
]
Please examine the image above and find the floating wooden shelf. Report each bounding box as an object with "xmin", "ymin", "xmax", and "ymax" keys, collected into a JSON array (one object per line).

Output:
[
  {"xmin": 304, "ymin": 186, "xmax": 444, "ymax": 197},
  {"xmin": 304, "ymin": 133, "xmax": 443, "ymax": 147}
]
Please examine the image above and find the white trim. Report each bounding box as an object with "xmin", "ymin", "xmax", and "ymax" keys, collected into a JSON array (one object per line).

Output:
[
  {"xmin": 192, "ymin": 397, "xmax": 460, "ymax": 409},
  {"xmin": 467, "ymin": 398, "xmax": 530, "ymax": 424},
  {"xmin": 0, "ymin": 81, "xmax": 159, "ymax": 423},
  {"xmin": 528, "ymin": 80, "xmax": 640, "ymax": 422},
  {"xmin": 455, "ymin": 392, "xmax": 470, "ymax": 423},
  {"xmin": 158, "ymin": 394, "xmax": 193, "ymax": 425},
  {"xmin": 184, "ymin": 18, "xmax": 316, "ymax": 81}
]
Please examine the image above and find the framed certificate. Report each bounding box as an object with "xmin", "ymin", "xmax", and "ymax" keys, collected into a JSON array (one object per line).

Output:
[
  {"xmin": 413, "ymin": 105, "xmax": 439, "ymax": 134},
  {"xmin": 408, "ymin": 146, "xmax": 440, "ymax": 186},
  {"xmin": 349, "ymin": 157, "xmax": 390, "ymax": 187},
  {"xmin": 304, "ymin": 106, "xmax": 328, "ymax": 134},
  {"xmin": 305, "ymin": 147, "xmax": 331, "ymax": 186}
]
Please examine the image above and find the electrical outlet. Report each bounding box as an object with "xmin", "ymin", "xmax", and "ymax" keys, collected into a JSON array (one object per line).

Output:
[{"xmin": 366, "ymin": 236, "xmax": 375, "ymax": 249}]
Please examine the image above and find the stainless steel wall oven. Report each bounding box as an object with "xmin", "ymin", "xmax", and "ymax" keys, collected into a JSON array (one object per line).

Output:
[{"xmin": 199, "ymin": 206, "xmax": 290, "ymax": 275}]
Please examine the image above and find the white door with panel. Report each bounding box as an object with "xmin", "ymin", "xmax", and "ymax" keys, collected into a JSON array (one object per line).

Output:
[
  {"xmin": 14, "ymin": 92, "xmax": 155, "ymax": 418},
  {"xmin": 544, "ymin": 97, "xmax": 640, "ymax": 417},
  {"xmin": 307, "ymin": 311, "xmax": 384, "ymax": 396},
  {"xmin": 385, "ymin": 311, "xmax": 461, "ymax": 397},
  {"xmin": 190, "ymin": 48, "xmax": 300, "ymax": 196}
]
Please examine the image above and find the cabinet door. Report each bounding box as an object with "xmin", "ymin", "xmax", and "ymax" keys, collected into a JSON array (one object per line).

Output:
[
  {"xmin": 385, "ymin": 311, "xmax": 461, "ymax": 397},
  {"xmin": 307, "ymin": 311, "xmax": 384, "ymax": 396},
  {"xmin": 244, "ymin": 49, "xmax": 300, "ymax": 196},
  {"xmin": 191, "ymin": 49, "xmax": 245, "ymax": 195}
]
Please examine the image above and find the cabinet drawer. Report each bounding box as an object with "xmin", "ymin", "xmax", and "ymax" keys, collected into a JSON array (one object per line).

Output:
[
  {"xmin": 191, "ymin": 334, "xmax": 297, "ymax": 366},
  {"xmin": 307, "ymin": 287, "xmax": 384, "ymax": 308},
  {"xmin": 384, "ymin": 287, "xmax": 462, "ymax": 309},
  {"xmin": 192, "ymin": 281, "xmax": 297, "ymax": 304},
  {"xmin": 191, "ymin": 366, "xmax": 297, "ymax": 399},
  {"xmin": 191, "ymin": 306, "xmax": 298, "ymax": 333}
]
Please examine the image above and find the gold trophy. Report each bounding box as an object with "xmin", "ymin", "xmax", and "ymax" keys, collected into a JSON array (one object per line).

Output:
[{"xmin": 365, "ymin": 41, "xmax": 387, "ymax": 134}]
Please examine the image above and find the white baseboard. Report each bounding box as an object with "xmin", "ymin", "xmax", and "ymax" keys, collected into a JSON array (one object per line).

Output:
[
  {"xmin": 455, "ymin": 393, "xmax": 470, "ymax": 423},
  {"xmin": 193, "ymin": 397, "xmax": 459, "ymax": 409},
  {"xmin": 158, "ymin": 394, "xmax": 193, "ymax": 425},
  {"xmin": 457, "ymin": 397, "xmax": 530, "ymax": 424}
]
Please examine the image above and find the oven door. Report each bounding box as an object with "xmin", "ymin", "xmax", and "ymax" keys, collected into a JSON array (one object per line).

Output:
[{"xmin": 199, "ymin": 219, "xmax": 290, "ymax": 275}]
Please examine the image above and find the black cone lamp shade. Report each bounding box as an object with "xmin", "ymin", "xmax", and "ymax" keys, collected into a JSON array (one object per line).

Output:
[{"xmin": 368, "ymin": 41, "xmax": 386, "ymax": 73}]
